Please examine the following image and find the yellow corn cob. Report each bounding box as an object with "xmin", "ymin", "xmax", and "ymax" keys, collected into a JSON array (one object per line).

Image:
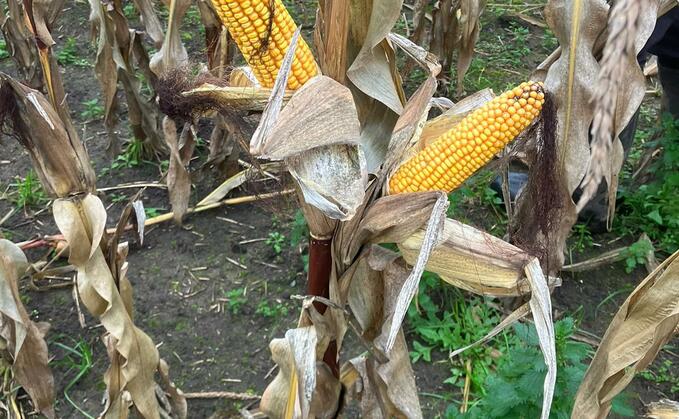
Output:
[
  {"xmin": 212, "ymin": 0, "xmax": 318, "ymax": 89},
  {"xmin": 389, "ymin": 81, "xmax": 545, "ymax": 194}
]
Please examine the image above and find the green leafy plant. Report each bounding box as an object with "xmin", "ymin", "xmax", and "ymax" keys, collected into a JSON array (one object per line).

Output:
[
  {"xmin": 449, "ymin": 318, "xmax": 634, "ymax": 419},
  {"xmin": 144, "ymin": 207, "xmax": 161, "ymax": 218},
  {"xmin": 639, "ymin": 358, "xmax": 679, "ymax": 394},
  {"xmin": 225, "ymin": 288, "xmax": 247, "ymax": 314},
  {"xmin": 10, "ymin": 170, "xmax": 48, "ymax": 209},
  {"xmin": 0, "ymin": 38, "xmax": 9, "ymax": 60},
  {"xmin": 617, "ymin": 115, "xmax": 679, "ymax": 255},
  {"xmin": 289, "ymin": 210, "xmax": 310, "ymax": 271},
  {"xmin": 408, "ymin": 273, "xmax": 511, "ymax": 396},
  {"xmin": 256, "ymin": 300, "xmax": 288, "ymax": 318},
  {"xmin": 52, "ymin": 338, "xmax": 94, "ymax": 419},
  {"xmin": 266, "ymin": 231, "xmax": 286, "ymax": 255},
  {"xmin": 621, "ymin": 239, "xmax": 654, "ymax": 273},
  {"xmin": 569, "ymin": 223, "xmax": 594, "ymax": 254},
  {"xmin": 80, "ymin": 98, "xmax": 105, "ymax": 121},
  {"xmin": 56, "ymin": 37, "xmax": 89, "ymax": 67},
  {"xmin": 111, "ymin": 138, "xmax": 144, "ymax": 170}
]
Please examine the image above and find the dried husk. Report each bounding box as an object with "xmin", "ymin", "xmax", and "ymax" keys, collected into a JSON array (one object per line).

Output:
[
  {"xmin": 162, "ymin": 118, "xmax": 195, "ymax": 224},
  {"xmin": 0, "ymin": 240, "xmax": 55, "ymax": 418},
  {"xmin": 0, "ymin": 74, "xmax": 95, "ymax": 197},
  {"xmin": 183, "ymin": 84, "xmax": 293, "ymax": 112},
  {"xmin": 573, "ymin": 251, "xmax": 679, "ymax": 419}
]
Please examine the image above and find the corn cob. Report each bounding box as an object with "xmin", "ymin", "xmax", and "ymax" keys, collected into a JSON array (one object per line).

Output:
[
  {"xmin": 389, "ymin": 81, "xmax": 545, "ymax": 194},
  {"xmin": 212, "ymin": 0, "xmax": 318, "ymax": 89}
]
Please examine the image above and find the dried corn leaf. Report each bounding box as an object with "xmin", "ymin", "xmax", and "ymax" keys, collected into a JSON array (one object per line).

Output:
[
  {"xmin": 456, "ymin": 0, "xmax": 486, "ymax": 96},
  {"xmin": 573, "ymin": 251, "xmax": 679, "ymax": 419},
  {"xmin": 130, "ymin": 0, "xmax": 164, "ymax": 47},
  {"xmin": 0, "ymin": 240, "xmax": 55, "ymax": 418},
  {"xmin": 150, "ymin": 0, "xmax": 190, "ymax": 76},
  {"xmin": 578, "ymin": 1, "xmax": 666, "ymax": 226},
  {"xmin": 314, "ymin": 0, "xmax": 351, "ymax": 83},
  {"xmin": 0, "ymin": 74, "xmax": 96, "ymax": 197},
  {"xmin": 162, "ymin": 118, "xmax": 194, "ymax": 224},
  {"xmin": 345, "ymin": 246, "xmax": 422, "ymax": 418},
  {"xmin": 0, "ymin": 0, "xmax": 42, "ymax": 88},
  {"xmin": 646, "ymin": 399, "xmax": 679, "ymax": 419},
  {"xmin": 53, "ymin": 195, "xmax": 160, "ymax": 418},
  {"xmin": 197, "ymin": 162, "xmax": 279, "ymax": 206},
  {"xmin": 346, "ymin": 0, "xmax": 405, "ymax": 114}
]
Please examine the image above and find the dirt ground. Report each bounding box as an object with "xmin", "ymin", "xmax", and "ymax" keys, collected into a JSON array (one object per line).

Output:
[{"xmin": 0, "ymin": 1, "xmax": 676, "ymax": 418}]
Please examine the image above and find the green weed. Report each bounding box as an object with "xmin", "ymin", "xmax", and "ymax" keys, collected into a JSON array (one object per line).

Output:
[
  {"xmin": 225, "ymin": 288, "xmax": 247, "ymax": 314},
  {"xmin": 408, "ymin": 272, "xmax": 510, "ymax": 396},
  {"xmin": 266, "ymin": 231, "xmax": 286, "ymax": 255},
  {"xmin": 617, "ymin": 115, "xmax": 679, "ymax": 255},
  {"xmin": 10, "ymin": 170, "xmax": 48, "ymax": 209},
  {"xmin": 52, "ymin": 338, "xmax": 95, "ymax": 419},
  {"xmin": 621, "ymin": 239, "xmax": 654, "ymax": 273},
  {"xmin": 0, "ymin": 38, "xmax": 9, "ymax": 60},
  {"xmin": 569, "ymin": 223, "xmax": 594, "ymax": 254},
  {"xmin": 144, "ymin": 207, "xmax": 161, "ymax": 218},
  {"xmin": 80, "ymin": 98, "xmax": 105, "ymax": 121},
  {"xmin": 256, "ymin": 300, "xmax": 288, "ymax": 318},
  {"xmin": 57, "ymin": 37, "xmax": 89, "ymax": 67},
  {"xmin": 639, "ymin": 358, "xmax": 679, "ymax": 394},
  {"xmin": 449, "ymin": 318, "xmax": 634, "ymax": 418}
]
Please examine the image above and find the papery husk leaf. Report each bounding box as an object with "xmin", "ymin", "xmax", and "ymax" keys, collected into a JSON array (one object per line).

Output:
[
  {"xmin": 287, "ymin": 143, "xmax": 367, "ymax": 221},
  {"xmin": 384, "ymin": 193, "xmax": 448, "ymax": 351},
  {"xmin": 419, "ymin": 88, "xmax": 494, "ymax": 148},
  {"xmin": 230, "ymin": 66, "xmax": 259, "ymax": 87},
  {"xmin": 183, "ymin": 85, "xmax": 292, "ymax": 112},
  {"xmin": 162, "ymin": 118, "xmax": 194, "ymax": 224},
  {"xmin": 544, "ymin": 0, "xmax": 608, "ymax": 194},
  {"xmin": 0, "ymin": 74, "xmax": 95, "ymax": 197},
  {"xmin": 344, "ymin": 246, "xmax": 422, "ymax": 418},
  {"xmin": 399, "ymin": 218, "xmax": 534, "ymax": 296},
  {"xmin": 381, "ymin": 33, "xmax": 440, "ymax": 178},
  {"xmin": 250, "ymin": 76, "xmax": 361, "ymax": 160},
  {"xmin": 456, "ymin": 0, "xmax": 485, "ymax": 96},
  {"xmin": 53, "ymin": 195, "xmax": 160, "ymax": 419},
  {"xmin": 346, "ymin": 0, "xmax": 405, "ymax": 114},
  {"xmin": 150, "ymin": 0, "xmax": 190, "ymax": 76},
  {"xmin": 0, "ymin": 240, "xmax": 55, "ymax": 418},
  {"xmin": 573, "ymin": 251, "xmax": 679, "ymax": 419},
  {"xmin": 249, "ymin": 28, "xmax": 301, "ymax": 155},
  {"xmin": 344, "ymin": 1, "xmax": 406, "ymax": 173}
]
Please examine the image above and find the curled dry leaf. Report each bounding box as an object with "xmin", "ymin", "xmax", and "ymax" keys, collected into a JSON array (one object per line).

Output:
[
  {"xmin": 150, "ymin": 0, "xmax": 190, "ymax": 76},
  {"xmin": 0, "ymin": 240, "xmax": 55, "ymax": 418},
  {"xmin": 344, "ymin": 246, "xmax": 422, "ymax": 418},
  {"xmin": 0, "ymin": 0, "xmax": 42, "ymax": 88},
  {"xmin": 346, "ymin": 0, "xmax": 405, "ymax": 114},
  {"xmin": 53, "ymin": 195, "xmax": 160, "ymax": 418},
  {"xmin": 0, "ymin": 74, "xmax": 96, "ymax": 197},
  {"xmin": 573, "ymin": 251, "xmax": 679, "ymax": 419},
  {"xmin": 456, "ymin": 0, "xmax": 486, "ymax": 96},
  {"xmin": 130, "ymin": 0, "xmax": 165, "ymax": 47},
  {"xmin": 162, "ymin": 118, "xmax": 195, "ymax": 224}
]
